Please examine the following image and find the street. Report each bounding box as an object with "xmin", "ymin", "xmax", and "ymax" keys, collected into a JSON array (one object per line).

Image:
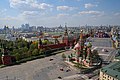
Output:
[
  {"xmin": 91, "ymin": 38, "xmax": 117, "ymax": 61},
  {"xmin": 0, "ymin": 50, "xmax": 85, "ymax": 80},
  {"xmin": 92, "ymin": 38, "xmax": 112, "ymax": 47}
]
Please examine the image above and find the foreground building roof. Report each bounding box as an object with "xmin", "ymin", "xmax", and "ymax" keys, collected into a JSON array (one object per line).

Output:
[{"xmin": 101, "ymin": 61, "xmax": 120, "ymax": 80}]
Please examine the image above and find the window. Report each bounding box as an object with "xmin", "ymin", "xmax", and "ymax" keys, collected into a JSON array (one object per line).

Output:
[{"xmin": 109, "ymin": 76, "xmax": 111, "ymax": 79}]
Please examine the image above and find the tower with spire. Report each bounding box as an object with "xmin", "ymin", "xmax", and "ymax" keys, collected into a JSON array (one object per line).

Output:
[
  {"xmin": 37, "ymin": 31, "xmax": 43, "ymax": 49},
  {"xmin": 64, "ymin": 23, "xmax": 68, "ymax": 36},
  {"xmin": 63, "ymin": 23, "xmax": 69, "ymax": 46}
]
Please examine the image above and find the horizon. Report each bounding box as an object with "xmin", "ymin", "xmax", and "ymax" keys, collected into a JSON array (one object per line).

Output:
[
  {"xmin": 0, "ymin": 24, "xmax": 120, "ymax": 29},
  {"xmin": 0, "ymin": 0, "xmax": 120, "ymax": 28}
]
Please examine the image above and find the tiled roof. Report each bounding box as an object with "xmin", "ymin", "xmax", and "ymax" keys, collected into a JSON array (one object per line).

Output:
[
  {"xmin": 74, "ymin": 43, "xmax": 81, "ymax": 49},
  {"xmin": 101, "ymin": 61, "xmax": 120, "ymax": 79}
]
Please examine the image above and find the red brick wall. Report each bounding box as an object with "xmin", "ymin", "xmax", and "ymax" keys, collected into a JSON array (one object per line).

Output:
[
  {"xmin": 2, "ymin": 55, "xmax": 12, "ymax": 65},
  {"xmin": 39, "ymin": 43, "xmax": 66, "ymax": 50}
]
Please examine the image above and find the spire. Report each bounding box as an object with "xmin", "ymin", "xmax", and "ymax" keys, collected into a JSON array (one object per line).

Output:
[
  {"xmin": 64, "ymin": 23, "xmax": 68, "ymax": 36},
  {"xmin": 80, "ymin": 30, "xmax": 83, "ymax": 39},
  {"xmin": 79, "ymin": 29, "xmax": 84, "ymax": 51},
  {"xmin": 39, "ymin": 38, "xmax": 42, "ymax": 45}
]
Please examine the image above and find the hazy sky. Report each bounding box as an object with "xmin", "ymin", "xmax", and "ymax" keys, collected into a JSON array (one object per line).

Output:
[{"xmin": 0, "ymin": 0, "xmax": 120, "ymax": 28}]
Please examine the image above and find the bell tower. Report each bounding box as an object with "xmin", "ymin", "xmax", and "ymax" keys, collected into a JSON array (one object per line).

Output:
[
  {"xmin": 63, "ymin": 23, "xmax": 69, "ymax": 46},
  {"xmin": 64, "ymin": 23, "xmax": 68, "ymax": 36}
]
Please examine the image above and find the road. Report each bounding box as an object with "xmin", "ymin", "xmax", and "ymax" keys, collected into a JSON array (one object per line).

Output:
[
  {"xmin": 91, "ymin": 38, "xmax": 117, "ymax": 62},
  {"xmin": 92, "ymin": 38, "xmax": 112, "ymax": 47},
  {"xmin": 0, "ymin": 50, "xmax": 86, "ymax": 80}
]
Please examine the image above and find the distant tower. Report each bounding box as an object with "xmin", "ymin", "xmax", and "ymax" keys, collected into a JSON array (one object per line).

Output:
[
  {"xmin": 12, "ymin": 26, "xmax": 15, "ymax": 35},
  {"xmin": 79, "ymin": 30, "xmax": 84, "ymax": 53},
  {"xmin": 37, "ymin": 32, "xmax": 43, "ymax": 49},
  {"xmin": 63, "ymin": 23, "xmax": 69, "ymax": 46},
  {"xmin": 64, "ymin": 23, "xmax": 68, "ymax": 36},
  {"xmin": 38, "ymin": 37, "xmax": 42, "ymax": 49}
]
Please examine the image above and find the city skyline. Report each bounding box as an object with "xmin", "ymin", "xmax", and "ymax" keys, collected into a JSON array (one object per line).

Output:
[{"xmin": 0, "ymin": 0, "xmax": 120, "ymax": 28}]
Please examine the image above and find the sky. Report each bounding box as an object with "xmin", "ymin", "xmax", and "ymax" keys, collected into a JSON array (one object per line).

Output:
[{"xmin": 0, "ymin": 0, "xmax": 120, "ymax": 28}]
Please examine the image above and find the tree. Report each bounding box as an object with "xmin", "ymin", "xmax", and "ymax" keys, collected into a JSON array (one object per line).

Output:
[
  {"xmin": 39, "ymin": 49, "xmax": 45, "ymax": 55},
  {"xmin": 22, "ymin": 47, "xmax": 28, "ymax": 52},
  {"xmin": 27, "ymin": 50, "xmax": 32, "ymax": 57},
  {"xmin": 62, "ymin": 53, "xmax": 66, "ymax": 61},
  {"xmin": 20, "ymin": 47, "xmax": 29, "ymax": 58},
  {"xmin": 13, "ymin": 49, "xmax": 19, "ymax": 54},
  {"xmin": 30, "ymin": 44, "xmax": 36, "ymax": 51},
  {"xmin": 118, "ymin": 49, "xmax": 120, "ymax": 55},
  {"xmin": 15, "ymin": 53, "xmax": 21, "ymax": 61},
  {"xmin": 92, "ymin": 50, "xmax": 99, "ymax": 62},
  {"xmin": 6, "ymin": 41, "xmax": 14, "ymax": 48},
  {"xmin": 32, "ymin": 49, "xmax": 39, "ymax": 56},
  {"xmin": 92, "ymin": 50, "xmax": 98, "ymax": 56}
]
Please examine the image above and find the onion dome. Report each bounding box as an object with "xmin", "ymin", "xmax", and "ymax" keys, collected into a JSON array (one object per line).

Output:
[{"xmin": 74, "ymin": 42, "xmax": 81, "ymax": 49}]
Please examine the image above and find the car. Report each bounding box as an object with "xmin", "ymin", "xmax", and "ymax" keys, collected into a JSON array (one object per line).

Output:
[
  {"xmin": 66, "ymin": 69, "xmax": 71, "ymax": 72},
  {"xmin": 102, "ymin": 49, "xmax": 108, "ymax": 52},
  {"xmin": 58, "ymin": 76, "xmax": 62, "ymax": 79},
  {"xmin": 60, "ymin": 68, "xmax": 64, "ymax": 71},
  {"xmin": 49, "ymin": 58, "xmax": 53, "ymax": 61}
]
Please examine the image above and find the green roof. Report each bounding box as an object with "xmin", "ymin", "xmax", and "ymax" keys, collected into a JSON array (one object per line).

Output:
[
  {"xmin": 115, "ymin": 56, "xmax": 120, "ymax": 60},
  {"xmin": 101, "ymin": 61, "xmax": 120, "ymax": 79}
]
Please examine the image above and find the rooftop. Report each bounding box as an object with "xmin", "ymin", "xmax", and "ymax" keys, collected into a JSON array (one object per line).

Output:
[{"xmin": 101, "ymin": 61, "xmax": 120, "ymax": 79}]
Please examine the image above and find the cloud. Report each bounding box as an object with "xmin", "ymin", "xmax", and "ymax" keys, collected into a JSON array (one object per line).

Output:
[
  {"xmin": 60, "ymin": 0, "xmax": 80, "ymax": 1},
  {"xmin": 57, "ymin": 6, "xmax": 76, "ymax": 11},
  {"xmin": 0, "ymin": 9, "xmax": 7, "ymax": 16},
  {"xmin": 57, "ymin": 13, "xmax": 69, "ymax": 18},
  {"xmin": 0, "ymin": 16, "xmax": 18, "ymax": 20},
  {"xmin": 79, "ymin": 10, "xmax": 104, "ymax": 16},
  {"xmin": 0, "ymin": 9, "xmax": 7, "ymax": 13},
  {"xmin": 20, "ymin": 11, "xmax": 39, "ymax": 16},
  {"xmin": 85, "ymin": 3, "xmax": 97, "ymax": 9},
  {"xmin": 9, "ymin": 0, "xmax": 53, "ymax": 11},
  {"xmin": 114, "ymin": 12, "xmax": 120, "ymax": 16}
]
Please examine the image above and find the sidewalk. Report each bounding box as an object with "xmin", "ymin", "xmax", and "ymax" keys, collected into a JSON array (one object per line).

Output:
[
  {"xmin": 64, "ymin": 60, "xmax": 99, "ymax": 80},
  {"xmin": 64, "ymin": 61, "xmax": 91, "ymax": 80},
  {"xmin": 54, "ymin": 74, "xmax": 92, "ymax": 80}
]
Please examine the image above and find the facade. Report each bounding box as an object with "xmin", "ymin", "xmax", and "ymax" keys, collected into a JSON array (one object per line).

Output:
[
  {"xmin": 38, "ymin": 24, "xmax": 76, "ymax": 50},
  {"xmin": 99, "ymin": 61, "xmax": 120, "ymax": 80},
  {"xmin": 3, "ymin": 26, "xmax": 19, "ymax": 41},
  {"xmin": 22, "ymin": 37, "xmax": 38, "ymax": 42},
  {"xmin": 1, "ymin": 48, "xmax": 16, "ymax": 65},
  {"xmin": 5, "ymin": 33, "xmax": 18, "ymax": 41},
  {"xmin": 73, "ymin": 30, "xmax": 93, "ymax": 67},
  {"xmin": 21, "ymin": 33, "xmax": 38, "ymax": 42},
  {"xmin": 66, "ymin": 29, "xmax": 102, "ymax": 67},
  {"xmin": 111, "ymin": 27, "xmax": 120, "ymax": 48},
  {"xmin": 115, "ymin": 39, "xmax": 120, "ymax": 49},
  {"xmin": 62, "ymin": 24, "xmax": 76, "ymax": 47}
]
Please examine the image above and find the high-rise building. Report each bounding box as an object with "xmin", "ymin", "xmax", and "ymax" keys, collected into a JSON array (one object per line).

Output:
[{"xmin": 21, "ymin": 23, "xmax": 30, "ymax": 32}]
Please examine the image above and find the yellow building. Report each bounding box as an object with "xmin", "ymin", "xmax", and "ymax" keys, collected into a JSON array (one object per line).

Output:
[
  {"xmin": 115, "ymin": 39, "xmax": 120, "ymax": 49},
  {"xmin": 99, "ymin": 61, "xmax": 120, "ymax": 80}
]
